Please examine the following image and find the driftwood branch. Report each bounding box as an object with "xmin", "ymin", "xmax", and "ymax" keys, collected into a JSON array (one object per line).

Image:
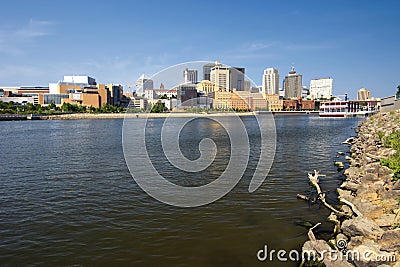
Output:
[
  {"xmin": 307, "ymin": 223, "xmax": 349, "ymax": 267},
  {"xmin": 339, "ymin": 198, "xmax": 363, "ymax": 217},
  {"xmin": 297, "ymin": 194, "xmax": 311, "ymax": 201},
  {"xmin": 307, "ymin": 222, "xmax": 321, "ymax": 242},
  {"xmin": 307, "ymin": 170, "xmax": 348, "ymax": 217},
  {"xmin": 328, "ymin": 212, "xmax": 341, "ymax": 235},
  {"xmin": 307, "ymin": 223, "xmax": 336, "ymax": 267}
]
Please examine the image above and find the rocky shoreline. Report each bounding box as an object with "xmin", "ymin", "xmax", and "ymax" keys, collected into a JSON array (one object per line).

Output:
[{"xmin": 301, "ymin": 111, "xmax": 400, "ymax": 267}]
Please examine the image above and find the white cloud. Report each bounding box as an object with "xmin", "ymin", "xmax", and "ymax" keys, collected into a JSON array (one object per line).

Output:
[
  {"xmin": 284, "ymin": 43, "xmax": 334, "ymax": 51},
  {"xmin": 0, "ymin": 19, "xmax": 54, "ymax": 55}
]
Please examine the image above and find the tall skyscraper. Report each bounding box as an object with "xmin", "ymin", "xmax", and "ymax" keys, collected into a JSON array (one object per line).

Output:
[
  {"xmin": 262, "ymin": 68, "xmax": 280, "ymax": 95},
  {"xmin": 106, "ymin": 84, "xmax": 123, "ymax": 106},
  {"xmin": 210, "ymin": 65, "xmax": 230, "ymax": 92},
  {"xmin": 230, "ymin": 67, "xmax": 245, "ymax": 91},
  {"xmin": 357, "ymin": 88, "xmax": 371, "ymax": 100},
  {"xmin": 309, "ymin": 78, "xmax": 333, "ymax": 99},
  {"xmin": 283, "ymin": 66, "xmax": 302, "ymax": 99},
  {"xmin": 183, "ymin": 68, "xmax": 198, "ymax": 84},
  {"xmin": 135, "ymin": 74, "xmax": 153, "ymax": 95},
  {"xmin": 203, "ymin": 61, "xmax": 221, "ymax": 81}
]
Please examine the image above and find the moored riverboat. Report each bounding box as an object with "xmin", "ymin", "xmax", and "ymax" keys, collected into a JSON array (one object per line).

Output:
[{"xmin": 319, "ymin": 100, "xmax": 379, "ymax": 117}]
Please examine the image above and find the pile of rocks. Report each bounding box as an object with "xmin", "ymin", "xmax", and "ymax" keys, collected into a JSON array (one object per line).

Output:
[
  {"xmin": 338, "ymin": 112, "xmax": 400, "ymax": 266},
  {"xmin": 302, "ymin": 111, "xmax": 400, "ymax": 267}
]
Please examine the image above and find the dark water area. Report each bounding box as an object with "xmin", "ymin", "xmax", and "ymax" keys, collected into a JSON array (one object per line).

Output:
[{"xmin": 0, "ymin": 115, "xmax": 362, "ymax": 266}]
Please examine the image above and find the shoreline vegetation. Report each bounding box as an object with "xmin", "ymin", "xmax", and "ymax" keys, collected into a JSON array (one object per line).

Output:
[{"xmin": 299, "ymin": 111, "xmax": 400, "ymax": 267}]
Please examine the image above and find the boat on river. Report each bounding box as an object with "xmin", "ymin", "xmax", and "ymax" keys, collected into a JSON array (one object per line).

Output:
[{"xmin": 319, "ymin": 100, "xmax": 379, "ymax": 117}]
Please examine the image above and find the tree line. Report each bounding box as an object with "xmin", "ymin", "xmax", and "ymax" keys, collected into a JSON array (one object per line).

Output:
[{"xmin": 0, "ymin": 101, "xmax": 125, "ymax": 114}]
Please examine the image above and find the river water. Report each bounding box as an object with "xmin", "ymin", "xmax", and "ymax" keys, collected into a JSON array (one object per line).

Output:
[{"xmin": 0, "ymin": 115, "xmax": 362, "ymax": 266}]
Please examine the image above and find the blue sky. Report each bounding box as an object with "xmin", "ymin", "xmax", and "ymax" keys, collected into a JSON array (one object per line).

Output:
[{"xmin": 0, "ymin": 0, "xmax": 399, "ymax": 98}]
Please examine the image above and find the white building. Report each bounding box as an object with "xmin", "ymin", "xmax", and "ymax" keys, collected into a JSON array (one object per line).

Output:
[
  {"xmin": 183, "ymin": 69, "xmax": 198, "ymax": 84},
  {"xmin": 164, "ymin": 99, "xmax": 178, "ymax": 110},
  {"xmin": 147, "ymin": 99, "xmax": 178, "ymax": 110},
  {"xmin": 144, "ymin": 89, "xmax": 157, "ymax": 100},
  {"xmin": 144, "ymin": 88, "xmax": 177, "ymax": 99},
  {"xmin": 49, "ymin": 75, "xmax": 97, "ymax": 94},
  {"xmin": 63, "ymin": 75, "xmax": 96, "ymax": 85},
  {"xmin": 130, "ymin": 97, "xmax": 148, "ymax": 110},
  {"xmin": 310, "ymin": 78, "xmax": 333, "ymax": 99},
  {"xmin": 262, "ymin": 68, "xmax": 280, "ymax": 95},
  {"xmin": 136, "ymin": 74, "xmax": 154, "ymax": 96},
  {"xmin": 279, "ymin": 88, "xmax": 285, "ymax": 98},
  {"xmin": 302, "ymin": 87, "xmax": 310, "ymax": 98}
]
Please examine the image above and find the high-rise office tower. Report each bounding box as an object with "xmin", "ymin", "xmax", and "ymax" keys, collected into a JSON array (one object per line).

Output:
[
  {"xmin": 183, "ymin": 68, "xmax": 198, "ymax": 84},
  {"xmin": 210, "ymin": 65, "xmax": 230, "ymax": 92},
  {"xmin": 283, "ymin": 66, "xmax": 302, "ymax": 99},
  {"xmin": 230, "ymin": 67, "xmax": 245, "ymax": 91},
  {"xmin": 262, "ymin": 68, "xmax": 280, "ymax": 95},
  {"xmin": 203, "ymin": 61, "xmax": 221, "ymax": 81}
]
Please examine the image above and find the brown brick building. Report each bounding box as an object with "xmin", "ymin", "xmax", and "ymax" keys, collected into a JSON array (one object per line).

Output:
[{"xmin": 283, "ymin": 98, "xmax": 315, "ymax": 111}]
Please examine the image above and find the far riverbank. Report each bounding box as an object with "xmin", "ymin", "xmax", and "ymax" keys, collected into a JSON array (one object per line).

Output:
[{"xmin": 0, "ymin": 111, "xmax": 319, "ymax": 121}]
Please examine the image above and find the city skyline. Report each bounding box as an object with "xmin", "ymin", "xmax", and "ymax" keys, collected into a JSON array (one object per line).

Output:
[{"xmin": 0, "ymin": 1, "xmax": 399, "ymax": 99}]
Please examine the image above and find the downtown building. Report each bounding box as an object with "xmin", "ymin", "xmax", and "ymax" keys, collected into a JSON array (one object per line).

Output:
[
  {"xmin": 135, "ymin": 74, "xmax": 154, "ymax": 96},
  {"xmin": 210, "ymin": 64, "xmax": 245, "ymax": 92},
  {"xmin": 210, "ymin": 65, "xmax": 230, "ymax": 91},
  {"xmin": 230, "ymin": 67, "xmax": 245, "ymax": 92},
  {"xmin": 203, "ymin": 61, "xmax": 221, "ymax": 81},
  {"xmin": 309, "ymin": 78, "xmax": 333, "ymax": 99},
  {"xmin": 283, "ymin": 66, "xmax": 302, "ymax": 99},
  {"xmin": 196, "ymin": 80, "xmax": 216, "ymax": 95},
  {"xmin": 262, "ymin": 68, "xmax": 280, "ymax": 95},
  {"xmin": 107, "ymin": 84, "xmax": 124, "ymax": 106},
  {"xmin": 357, "ymin": 88, "xmax": 371, "ymax": 100},
  {"xmin": 1, "ymin": 76, "xmax": 124, "ymax": 108},
  {"xmin": 47, "ymin": 75, "xmax": 111, "ymax": 108},
  {"xmin": 183, "ymin": 68, "xmax": 198, "ymax": 84}
]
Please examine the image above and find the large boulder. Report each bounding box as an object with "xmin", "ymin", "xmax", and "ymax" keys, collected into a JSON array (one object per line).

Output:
[
  {"xmin": 352, "ymin": 198, "xmax": 385, "ymax": 219},
  {"xmin": 352, "ymin": 243, "xmax": 397, "ymax": 267},
  {"xmin": 342, "ymin": 217, "xmax": 384, "ymax": 240},
  {"xmin": 374, "ymin": 214, "xmax": 398, "ymax": 227},
  {"xmin": 380, "ymin": 229, "xmax": 400, "ymax": 253}
]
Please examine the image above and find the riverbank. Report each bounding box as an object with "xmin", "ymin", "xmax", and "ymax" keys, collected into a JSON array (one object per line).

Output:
[
  {"xmin": 0, "ymin": 112, "xmax": 254, "ymax": 120},
  {"xmin": 46, "ymin": 112, "xmax": 258, "ymax": 120},
  {"xmin": 301, "ymin": 111, "xmax": 400, "ymax": 266},
  {"xmin": 0, "ymin": 111, "xmax": 320, "ymax": 121}
]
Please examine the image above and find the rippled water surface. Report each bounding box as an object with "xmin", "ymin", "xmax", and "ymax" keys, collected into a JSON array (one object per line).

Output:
[{"xmin": 0, "ymin": 115, "xmax": 362, "ymax": 266}]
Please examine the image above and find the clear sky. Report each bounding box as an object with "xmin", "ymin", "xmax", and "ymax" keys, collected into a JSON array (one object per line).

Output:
[{"xmin": 0, "ymin": 0, "xmax": 399, "ymax": 99}]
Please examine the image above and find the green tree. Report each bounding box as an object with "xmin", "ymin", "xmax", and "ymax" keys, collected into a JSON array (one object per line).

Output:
[
  {"xmin": 381, "ymin": 131, "xmax": 400, "ymax": 181},
  {"xmin": 89, "ymin": 106, "xmax": 97, "ymax": 113},
  {"xmin": 151, "ymin": 102, "xmax": 166, "ymax": 113},
  {"xmin": 61, "ymin": 103, "xmax": 79, "ymax": 112}
]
